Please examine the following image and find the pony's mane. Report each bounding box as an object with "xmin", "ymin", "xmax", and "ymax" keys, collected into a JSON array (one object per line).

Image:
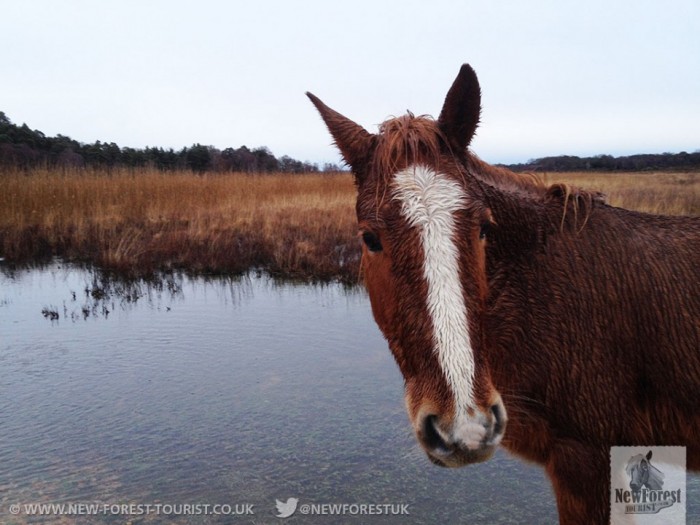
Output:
[
  {"xmin": 466, "ymin": 149, "xmax": 606, "ymax": 232},
  {"xmin": 371, "ymin": 112, "xmax": 605, "ymax": 231},
  {"xmin": 371, "ymin": 113, "xmax": 543, "ymax": 192},
  {"xmin": 466, "ymin": 155, "xmax": 545, "ymax": 196}
]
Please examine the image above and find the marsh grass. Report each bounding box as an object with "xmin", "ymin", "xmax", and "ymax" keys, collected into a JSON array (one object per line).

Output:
[
  {"xmin": 0, "ymin": 167, "xmax": 697, "ymax": 281},
  {"xmin": 0, "ymin": 167, "xmax": 358, "ymax": 281}
]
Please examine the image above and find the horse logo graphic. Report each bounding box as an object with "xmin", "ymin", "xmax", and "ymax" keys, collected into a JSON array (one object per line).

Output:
[{"xmin": 626, "ymin": 450, "xmax": 665, "ymax": 494}]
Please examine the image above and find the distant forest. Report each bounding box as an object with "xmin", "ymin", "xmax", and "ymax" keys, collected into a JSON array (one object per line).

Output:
[
  {"xmin": 0, "ymin": 111, "xmax": 340, "ymax": 173},
  {"xmin": 1, "ymin": 110, "xmax": 698, "ymax": 173},
  {"xmin": 502, "ymin": 151, "xmax": 700, "ymax": 172}
]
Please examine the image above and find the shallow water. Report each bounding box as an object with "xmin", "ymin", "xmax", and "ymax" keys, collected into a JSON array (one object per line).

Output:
[{"xmin": 0, "ymin": 263, "xmax": 696, "ymax": 524}]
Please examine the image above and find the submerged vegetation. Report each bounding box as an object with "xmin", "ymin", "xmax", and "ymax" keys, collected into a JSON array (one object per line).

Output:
[
  {"xmin": 39, "ymin": 268, "xmax": 185, "ymax": 322},
  {"xmin": 0, "ymin": 167, "xmax": 697, "ymax": 282}
]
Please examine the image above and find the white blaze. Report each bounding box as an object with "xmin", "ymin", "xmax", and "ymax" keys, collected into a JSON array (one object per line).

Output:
[{"xmin": 392, "ymin": 164, "xmax": 476, "ymax": 416}]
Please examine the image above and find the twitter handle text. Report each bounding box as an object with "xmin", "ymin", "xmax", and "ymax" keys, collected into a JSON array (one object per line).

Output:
[{"xmin": 299, "ymin": 503, "xmax": 409, "ymax": 516}]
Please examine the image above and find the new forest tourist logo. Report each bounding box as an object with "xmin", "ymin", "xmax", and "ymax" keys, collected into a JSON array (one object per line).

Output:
[{"xmin": 610, "ymin": 446, "xmax": 685, "ymax": 524}]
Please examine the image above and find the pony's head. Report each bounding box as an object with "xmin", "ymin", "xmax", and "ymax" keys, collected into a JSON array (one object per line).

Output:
[{"xmin": 308, "ymin": 65, "xmax": 506, "ymax": 467}]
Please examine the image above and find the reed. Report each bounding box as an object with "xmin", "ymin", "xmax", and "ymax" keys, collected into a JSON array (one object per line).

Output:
[
  {"xmin": 0, "ymin": 166, "xmax": 358, "ymax": 281},
  {"xmin": 0, "ymin": 167, "xmax": 697, "ymax": 281}
]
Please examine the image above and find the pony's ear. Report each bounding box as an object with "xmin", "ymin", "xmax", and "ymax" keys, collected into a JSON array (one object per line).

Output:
[
  {"xmin": 646, "ymin": 451, "xmax": 653, "ymax": 461},
  {"xmin": 437, "ymin": 64, "xmax": 481, "ymax": 154},
  {"xmin": 306, "ymin": 92, "xmax": 374, "ymax": 180}
]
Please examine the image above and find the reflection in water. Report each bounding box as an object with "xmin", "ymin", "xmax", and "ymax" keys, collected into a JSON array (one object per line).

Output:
[
  {"xmin": 2, "ymin": 262, "xmax": 696, "ymax": 523},
  {"xmin": 36, "ymin": 270, "xmax": 185, "ymax": 322}
]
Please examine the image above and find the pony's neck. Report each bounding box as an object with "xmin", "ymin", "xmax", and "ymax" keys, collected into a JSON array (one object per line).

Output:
[
  {"xmin": 465, "ymin": 156, "xmax": 603, "ymax": 261},
  {"xmin": 476, "ymin": 176, "xmax": 545, "ymax": 264},
  {"xmin": 466, "ymin": 155, "xmax": 543, "ymax": 197}
]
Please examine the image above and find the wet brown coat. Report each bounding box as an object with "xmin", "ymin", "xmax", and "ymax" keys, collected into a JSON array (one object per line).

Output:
[{"xmin": 309, "ymin": 64, "xmax": 700, "ymax": 524}]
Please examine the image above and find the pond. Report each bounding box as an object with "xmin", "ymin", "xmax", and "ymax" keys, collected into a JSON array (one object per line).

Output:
[{"xmin": 0, "ymin": 263, "xmax": 696, "ymax": 524}]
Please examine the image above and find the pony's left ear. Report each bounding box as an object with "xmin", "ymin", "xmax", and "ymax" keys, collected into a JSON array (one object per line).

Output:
[
  {"xmin": 306, "ymin": 92, "xmax": 374, "ymax": 180},
  {"xmin": 438, "ymin": 64, "xmax": 481, "ymax": 154}
]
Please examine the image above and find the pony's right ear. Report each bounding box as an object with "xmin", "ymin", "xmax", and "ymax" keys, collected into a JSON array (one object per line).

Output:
[
  {"xmin": 306, "ymin": 92, "xmax": 373, "ymax": 180},
  {"xmin": 437, "ymin": 64, "xmax": 481, "ymax": 154}
]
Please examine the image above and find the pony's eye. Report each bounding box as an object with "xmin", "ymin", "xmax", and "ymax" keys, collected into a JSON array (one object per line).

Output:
[
  {"xmin": 479, "ymin": 221, "xmax": 492, "ymax": 240},
  {"xmin": 362, "ymin": 231, "xmax": 383, "ymax": 252}
]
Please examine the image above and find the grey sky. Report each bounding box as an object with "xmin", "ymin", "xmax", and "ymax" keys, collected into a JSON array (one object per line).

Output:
[{"xmin": 2, "ymin": 0, "xmax": 698, "ymax": 165}]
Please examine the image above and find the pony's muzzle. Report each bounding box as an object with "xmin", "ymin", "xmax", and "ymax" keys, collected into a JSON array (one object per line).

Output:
[{"xmin": 417, "ymin": 397, "xmax": 507, "ymax": 468}]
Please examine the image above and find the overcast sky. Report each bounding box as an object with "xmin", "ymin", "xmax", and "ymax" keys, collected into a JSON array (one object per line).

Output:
[{"xmin": 2, "ymin": 0, "xmax": 698, "ymax": 165}]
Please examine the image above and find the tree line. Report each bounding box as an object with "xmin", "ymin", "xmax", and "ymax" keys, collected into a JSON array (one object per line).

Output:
[
  {"xmin": 0, "ymin": 111, "xmax": 343, "ymax": 173},
  {"xmin": 503, "ymin": 151, "xmax": 700, "ymax": 172},
  {"xmin": 2, "ymin": 110, "xmax": 697, "ymax": 174}
]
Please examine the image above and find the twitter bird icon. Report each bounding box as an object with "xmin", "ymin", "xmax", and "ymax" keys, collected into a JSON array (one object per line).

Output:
[{"xmin": 275, "ymin": 497, "xmax": 299, "ymax": 518}]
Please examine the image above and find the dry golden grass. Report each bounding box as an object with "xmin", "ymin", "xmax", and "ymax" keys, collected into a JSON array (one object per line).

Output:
[
  {"xmin": 0, "ymin": 167, "xmax": 358, "ymax": 281},
  {"xmin": 0, "ymin": 167, "xmax": 697, "ymax": 281}
]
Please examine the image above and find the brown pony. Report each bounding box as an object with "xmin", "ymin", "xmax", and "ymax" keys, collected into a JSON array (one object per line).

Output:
[{"xmin": 308, "ymin": 64, "xmax": 700, "ymax": 524}]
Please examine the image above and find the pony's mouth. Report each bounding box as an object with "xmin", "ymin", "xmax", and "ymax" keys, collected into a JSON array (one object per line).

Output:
[{"xmin": 425, "ymin": 442, "xmax": 498, "ymax": 467}]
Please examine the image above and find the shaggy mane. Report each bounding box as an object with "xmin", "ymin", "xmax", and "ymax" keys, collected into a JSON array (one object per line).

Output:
[{"xmin": 370, "ymin": 112, "xmax": 605, "ymax": 231}]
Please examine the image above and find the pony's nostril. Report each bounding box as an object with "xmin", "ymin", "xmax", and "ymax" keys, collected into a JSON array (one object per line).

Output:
[
  {"xmin": 491, "ymin": 403, "xmax": 506, "ymax": 436},
  {"xmin": 422, "ymin": 415, "xmax": 450, "ymax": 453}
]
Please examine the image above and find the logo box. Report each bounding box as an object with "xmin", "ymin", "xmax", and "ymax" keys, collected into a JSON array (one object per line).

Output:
[{"xmin": 610, "ymin": 446, "xmax": 686, "ymax": 524}]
